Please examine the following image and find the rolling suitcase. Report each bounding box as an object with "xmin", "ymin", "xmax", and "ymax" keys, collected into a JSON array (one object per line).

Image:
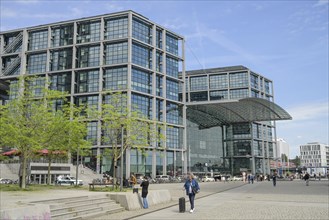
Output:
[{"xmin": 179, "ymin": 196, "xmax": 185, "ymax": 213}]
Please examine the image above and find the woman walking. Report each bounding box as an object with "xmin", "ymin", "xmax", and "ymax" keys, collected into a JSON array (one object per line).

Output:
[
  {"xmin": 183, "ymin": 173, "xmax": 200, "ymax": 213},
  {"xmin": 140, "ymin": 176, "xmax": 149, "ymax": 208}
]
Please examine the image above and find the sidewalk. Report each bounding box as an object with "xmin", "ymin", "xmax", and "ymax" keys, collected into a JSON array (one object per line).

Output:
[{"xmin": 131, "ymin": 180, "xmax": 329, "ymax": 220}]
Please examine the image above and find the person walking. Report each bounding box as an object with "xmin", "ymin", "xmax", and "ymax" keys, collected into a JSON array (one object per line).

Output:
[
  {"xmin": 183, "ymin": 173, "xmax": 200, "ymax": 213},
  {"xmin": 140, "ymin": 176, "xmax": 149, "ymax": 209},
  {"xmin": 272, "ymin": 171, "xmax": 277, "ymax": 187},
  {"xmin": 250, "ymin": 174, "xmax": 254, "ymax": 184},
  {"xmin": 129, "ymin": 173, "xmax": 137, "ymax": 188},
  {"xmin": 303, "ymin": 172, "xmax": 310, "ymax": 186}
]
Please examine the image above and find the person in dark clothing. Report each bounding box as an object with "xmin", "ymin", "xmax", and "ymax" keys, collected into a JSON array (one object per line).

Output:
[
  {"xmin": 140, "ymin": 176, "xmax": 149, "ymax": 208},
  {"xmin": 303, "ymin": 172, "xmax": 310, "ymax": 186},
  {"xmin": 272, "ymin": 171, "xmax": 277, "ymax": 187}
]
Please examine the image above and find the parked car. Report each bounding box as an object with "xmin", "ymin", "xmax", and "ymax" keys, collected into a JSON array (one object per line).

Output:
[
  {"xmin": 201, "ymin": 176, "xmax": 215, "ymax": 182},
  {"xmin": 0, "ymin": 178, "xmax": 13, "ymax": 184},
  {"xmin": 232, "ymin": 176, "xmax": 243, "ymax": 181},
  {"xmin": 155, "ymin": 175, "xmax": 170, "ymax": 183},
  {"xmin": 56, "ymin": 176, "xmax": 83, "ymax": 186}
]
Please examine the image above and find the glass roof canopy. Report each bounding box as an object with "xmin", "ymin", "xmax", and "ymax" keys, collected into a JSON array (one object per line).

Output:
[{"xmin": 186, "ymin": 97, "xmax": 292, "ymax": 129}]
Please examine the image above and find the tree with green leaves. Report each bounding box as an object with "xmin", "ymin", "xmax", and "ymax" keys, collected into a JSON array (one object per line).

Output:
[
  {"xmin": 100, "ymin": 92, "xmax": 164, "ymax": 188},
  {"xmin": 0, "ymin": 76, "xmax": 90, "ymax": 188},
  {"xmin": 0, "ymin": 77, "xmax": 51, "ymax": 188}
]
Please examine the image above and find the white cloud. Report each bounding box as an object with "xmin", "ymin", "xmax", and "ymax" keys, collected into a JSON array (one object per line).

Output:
[
  {"xmin": 286, "ymin": 101, "xmax": 328, "ymax": 121},
  {"xmin": 313, "ymin": 0, "xmax": 329, "ymax": 7},
  {"xmin": 162, "ymin": 18, "xmax": 187, "ymax": 31},
  {"xmin": 104, "ymin": 2, "xmax": 124, "ymax": 12},
  {"xmin": 0, "ymin": 8, "xmax": 17, "ymax": 18}
]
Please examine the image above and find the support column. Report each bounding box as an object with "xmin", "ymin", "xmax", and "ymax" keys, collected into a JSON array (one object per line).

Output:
[
  {"xmin": 125, "ymin": 148, "xmax": 131, "ymax": 178},
  {"xmin": 152, "ymin": 149, "xmax": 156, "ymax": 178},
  {"xmin": 96, "ymin": 147, "xmax": 101, "ymax": 174}
]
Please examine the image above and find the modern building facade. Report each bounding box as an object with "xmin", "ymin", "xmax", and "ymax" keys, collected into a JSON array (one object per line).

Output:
[
  {"xmin": 275, "ymin": 138, "xmax": 290, "ymax": 175},
  {"xmin": 1, "ymin": 11, "xmax": 292, "ymax": 179},
  {"xmin": 300, "ymin": 142, "xmax": 329, "ymax": 175},
  {"xmin": 0, "ymin": 10, "xmax": 186, "ymax": 178},
  {"xmin": 183, "ymin": 66, "xmax": 291, "ymax": 175}
]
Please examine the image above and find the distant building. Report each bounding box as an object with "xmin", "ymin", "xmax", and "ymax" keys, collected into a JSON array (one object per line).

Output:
[
  {"xmin": 300, "ymin": 142, "xmax": 329, "ymax": 175},
  {"xmin": 276, "ymin": 138, "xmax": 290, "ymax": 159},
  {"xmin": 275, "ymin": 138, "xmax": 290, "ymax": 175}
]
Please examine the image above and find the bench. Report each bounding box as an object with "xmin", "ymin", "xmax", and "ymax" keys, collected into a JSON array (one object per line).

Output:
[{"xmin": 88, "ymin": 183, "xmax": 113, "ymax": 190}]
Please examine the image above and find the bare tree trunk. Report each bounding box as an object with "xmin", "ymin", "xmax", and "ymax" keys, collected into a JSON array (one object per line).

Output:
[
  {"xmin": 47, "ymin": 156, "xmax": 51, "ymax": 185},
  {"xmin": 113, "ymin": 159, "xmax": 117, "ymax": 188},
  {"xmin": 21, "ymin": 154, "xmax": 27, "ymax": 189}
]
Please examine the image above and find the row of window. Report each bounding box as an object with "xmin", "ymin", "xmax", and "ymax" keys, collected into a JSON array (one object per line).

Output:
[
  {"xmin": 187, "ymin": 73, "xmax": 272, "ymax": 95},
  {"xmin": 23, "ymin": 43, "xmax": 180, "ymax": 77},
  {"xmin": 4, "ymin": 17, "xmax": 179, "ymax": 55}
]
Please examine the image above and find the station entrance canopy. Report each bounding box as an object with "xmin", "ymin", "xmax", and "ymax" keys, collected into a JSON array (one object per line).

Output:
[{"xmin": 186, "ymin": 97, "xmax": 292, "ymax": 129}]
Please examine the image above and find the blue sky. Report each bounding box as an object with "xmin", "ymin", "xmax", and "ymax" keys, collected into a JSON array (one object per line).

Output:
[{"xmin": 1, "ymin": 0, "xmax": 328, "ymax": 158}]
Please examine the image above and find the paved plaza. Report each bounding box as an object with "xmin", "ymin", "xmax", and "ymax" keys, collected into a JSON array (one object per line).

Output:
[
  {"xmin": 1, "ymin": 180, "xmax": 328, "ymax": 219},
  {"xmin": 130, "ymin": 180, "xmax": 329, "ymax": 220}
]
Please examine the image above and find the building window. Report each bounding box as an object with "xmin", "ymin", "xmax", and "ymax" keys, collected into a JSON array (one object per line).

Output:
[
  {"xmin": 166, "ymin": 126, "xmax": 180, "ymax": 149},
  {"xmin": 77, "ymin": 21, "xmax": 101, "ymax": 43},
  {"xmin": 103, "ymin": 67, "xmax": 127, "ymax": 91},
  {"xmin": 75, "ymin": 95, "xmax": 99, "ymax": 117},
  {"xmin": 190, "ymin": 76, "xmax": 207, "ymax": 91},
  {"xmin": 4, "ymin": 33, "xmax": 22, "ymax": 53},
  {"xmin": 156, "ymin": 99, "xmax": 163, "ymax": 122},
  {"xmin": 265, "ymin": 80, "xmax": 272, "ymax": 95},
  {"xmin": 105, "ymin": 16, "xmax": 128, "ymax": 40},
  {"xmin": 156, "ymin": 75, "xmax": 163, "ymax": 97},
  {"xmin": 209, "ymin": 74, "xmax": 228, "ymax": 90},
  {"xmin": 50, "ymin": 49, "xmax": 73, "ymax": 71},
  {"xmin": 229, "ymin": 72, "xmax": 248, "ymax": 88},
  {"xmin": 190, "ymin": 91, "xmax": 208, "ymax": 102},
  {"xmin": 166, "ymin": 79, "xmax": 179, "ymax": 101},
  {"xmin": 77, "ymin": 45, "xmax": 100, "ymax": 68},
  {"xmin": 166, "ymin": 56, "xmax": 179, "ymax": 79},
  {"xmin": 251, "ymin": 90, "xmax": 259, "ymax": 98},
  {"xmin": 132, "ymin": 93, "xmax": 152, "ymax": 119},
  {"xmin": 209, "ymin": 90, "xmax": 228, "ymax": 100},
  {"xmin": 87, "ymin": 121, "xmax": 98, "ymax": 145},
  {"xmin": 229, "ymin": 89, "xmax": 248, "ymax": 99},
  {"xmin": 28, "ymin": 30, "xmax": 48, "ymax": 51},
  {"xmin": 28, "ymin": 77, "xmax": 45, "ymax": 97},
  {"xmin": 132, "ymin": 68, "xmax": 152, "ymax": 94},
  {"xmin": 51, "ymin": 25, "xmax": 73, "ymax": 47},
  {"xmin": 233, "ymin": 140, "xmax": 251, "ymax": 156},
  {"xmin": 132, "ymin": 43, "xmax": 152, "ymax": 69},
  {"xmin": 75, "ymin": 70, "xmax": 99, "ymax": 93},
  {"xmin": 50, "ymin": 72, "xmax": 71, "ymax": 92},
  {"xmin": 9, "ymin": 80, "xmax": 18, "ymax": 100},
  {"xmin": 156, "ymin": 29, "xmax": 162, "ymax": 49},
  {"xmin": 104, "ymin": 42, "xmax": 128, "ymax": 65},
  {"xmin": 132, "ymin": 18, "xmax": 152, "ymax": 44},
  {"xmin": 27, "ymin": 53, "xmax": 47, "ymax": 74},
  {"xmin": 2, "ymin": 56, "xmax": 20, "ymax": 76},
  {"xmin": 250, "ymin": 74, "xmax": 259, "ymax": 90},
  {"xmin": 166, "ymin": 102, "xmax": 182, "ymax": 125},
  {"xmin": 166, "ymin": 34, "xmax": 178, "ymax": 56},
  {"xmin": 156, "ymin": 52, "xmax": 163, "ymax": 73}
]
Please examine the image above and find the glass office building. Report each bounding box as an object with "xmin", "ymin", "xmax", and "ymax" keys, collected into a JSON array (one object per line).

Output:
[
  {"xmin": 1, "ymin": 11, "xmax": 291, "ymax": 178},
  {"xmin": 0, "ymin": 11, "xmax": 186, "ymax": 178},
  {"xmin": 184, "ymin": 66, "xmax": 291, "ymax": 175}
]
